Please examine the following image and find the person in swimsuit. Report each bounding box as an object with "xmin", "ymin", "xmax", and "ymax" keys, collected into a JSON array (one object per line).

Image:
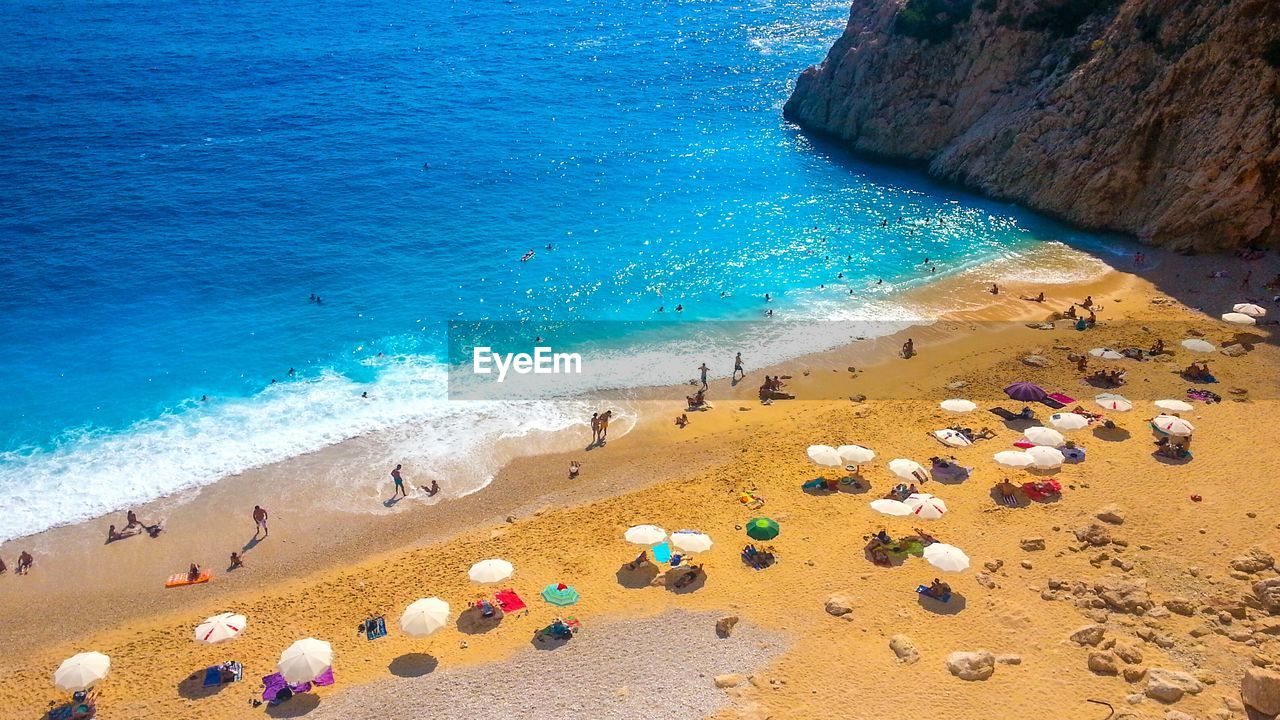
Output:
[
  {"xmin": 733, "ymin": 353, "xmax": 744, "ymax": 380},
  {"xmin": 390, "ymin": 465, "xmax": 407, "ymax": 499},
  {"xmin": 252, "ymin": 505, "xmax": 269, "ymax": 538}
]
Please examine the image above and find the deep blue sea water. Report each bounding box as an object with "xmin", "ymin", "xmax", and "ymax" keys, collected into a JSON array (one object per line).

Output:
[{"xmin": 0, "ymin": 0, "xmax": 1123, "ymax": 541}]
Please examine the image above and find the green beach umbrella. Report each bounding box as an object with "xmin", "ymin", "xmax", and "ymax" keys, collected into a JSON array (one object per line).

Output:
[
  {"xmin": 745, "ymin": 517, "xmax": 780, "ymax": 541},
  {"xmin": 541, "ymin": 583, "xmax": 580, "ymax": 606}
]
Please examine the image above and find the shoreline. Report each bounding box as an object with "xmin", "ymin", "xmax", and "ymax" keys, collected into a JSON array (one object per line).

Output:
[{"xmin": 2, "ymin": 244, "xmax": 1278, "ymax": 719}]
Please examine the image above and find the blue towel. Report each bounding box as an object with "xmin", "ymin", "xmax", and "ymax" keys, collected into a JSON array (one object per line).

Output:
[
  {"xmin": 202, "ymin": 667, "xmax": 221, "ymax": 687},
  {"xmin": 916, "ymin": 585, "xmax": 952, "ymax": 603}
]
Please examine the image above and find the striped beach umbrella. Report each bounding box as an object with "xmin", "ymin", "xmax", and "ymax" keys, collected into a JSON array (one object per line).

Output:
[
  {"xmin": 540, "ymin": 583, "xmax": 580, "ymax": 606},
  {"xmin": 194, "ymin": 613, "xmax": 246, "ymax": 645},
  {"xmin": 1094, "ymin": 393, "xmax": 1132, "ymax": 412}
]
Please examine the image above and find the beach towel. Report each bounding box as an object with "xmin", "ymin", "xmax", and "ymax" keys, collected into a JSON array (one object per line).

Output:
[
  {"xmin": 202, "ymin": 662, "xmax": 243, "ymax": 687},
  {"xmin": 165, "ymin": 570, "xmax": 212, "ymax": 588},
  {"xmin": 1013, "ymin": 438, "xmax": 1034, "ymax": 449},
  {"xmin": 651, "ymin": 541, "xmax": 672, "ymax": 564},
  {"xmin": 262, "ymin": 673, "xmax": 311, "ymax": 704},
  {"xmin": 495, "ymin": 589, "xmax": 526, "ymax": 613},
  {"xmin": 1062, "ymin": 446, "xmax": 1086, "ymax": 463},
  {"xmin": 1187, "ymin": 388, "xmax": 1221, "ymax": 403},
  {"xmin": 931, "ymin": 429, "xmax": 972, "ymax": 448},
  {"xmin": 362, "ymin": 616, "xmax": 387, "ymax": 641},
  {"xmin": 1022, "ymin": 480, "xmax": 1061, "ymax": 501},
  {"xmin": 988, "ymin": 407, "xmax": 1020, "ymax": 421},
  {"xmin": 1047, "ymin": 392, "xmax": 1075, "ymax": 405},
  {"xmin": 312, "ymin": 668, "xmax": 334, "ymax": 687},
  {"xmin": 47, "ymin": 703, "xmax": 95, "ymax": 720},
  {"xmin": 916, "ymin": 585, "xmax": 952, "ymax": 603}
]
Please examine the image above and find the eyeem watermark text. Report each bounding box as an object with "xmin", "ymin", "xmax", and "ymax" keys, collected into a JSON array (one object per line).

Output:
[{"xmin": 472, "ymin": 346, "xmax": 583, "ymax": 382}]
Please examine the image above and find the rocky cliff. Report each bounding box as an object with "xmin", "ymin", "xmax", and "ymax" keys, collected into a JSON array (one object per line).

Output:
[{"xmin": 784, "ymin": 0, "xmax": 1280, "ymax": 251}]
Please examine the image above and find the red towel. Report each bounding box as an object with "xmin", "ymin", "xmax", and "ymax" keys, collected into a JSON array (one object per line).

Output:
[{"xmin": 495, "ymin": 589, "xmax": 526, "ymax": 613}]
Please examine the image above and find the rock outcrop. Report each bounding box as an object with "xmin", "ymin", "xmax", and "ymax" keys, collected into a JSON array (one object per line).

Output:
[{"xmin": 784, "ymin": 0, "xmax": 1280, "ymax": 251}]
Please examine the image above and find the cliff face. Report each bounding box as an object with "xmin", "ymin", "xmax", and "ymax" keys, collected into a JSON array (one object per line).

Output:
[{"xmin": 784, "ymin": 0, "xmax": 1280, "ymax": 251}]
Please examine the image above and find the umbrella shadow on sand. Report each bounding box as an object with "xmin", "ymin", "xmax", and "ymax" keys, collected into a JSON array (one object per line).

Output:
[
  {"xmin": 664, "ymin": 568, "xmax": 706, "ymax": 594},
  {"xmin": 917, "ymin": 591, "xmax": 967, "ymax": 615},
  {"xmin": 176, "ymin": 669, "xmax": 233, "ymax": 700},
  {"xmin": 456, "ymin": 607, "xmax": 504, "ymax": 635},
  {"xmin": 1092, "ymin": 425, "xmax": 1130, "ymax": 442},
  {"xmin": 530, "ymin": 631, "xmax": 572, "ymax": 651},
  {"xmin": 265, "ymin": 694, "xmax": 320, "ymax": 718},
  {"xmin": 1152, "ymin": 451, "xmax": 1193, "ymax": 466},
  {"xmin": 615, "ymin": 562, "xmax": 659, "ymax": 589},
  {"xmin": 389, "ymin": 653, "xmax": 438, "ymax": 678}
]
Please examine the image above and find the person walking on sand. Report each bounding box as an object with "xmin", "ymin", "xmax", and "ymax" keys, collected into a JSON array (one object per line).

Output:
[
  {"xmin": 590, "ymin": 412, "xmax": 600, "ymax": 445},
  {"xmin": 390, "ymin": 465, "xmax": 407, "ymax": 499},
  {"xmin": 252, "ymin": 505, "xmax": 269, "ymax": 538},
  {"xmin": 733, "ymin": 353, "xmax": 745, "ymax": 380},
  {"xmin": 598, "ymin": 410, "xmax": 613, "ymax": 444},
  {"xmin": 698, "ymin": 363, "xmax": 710, "ymax": 391}
]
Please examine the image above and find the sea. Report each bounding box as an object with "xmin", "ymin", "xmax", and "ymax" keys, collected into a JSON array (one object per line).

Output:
[{"xmin": 0, "ymin": 0, "xmax": 1129, "ymax": 542}]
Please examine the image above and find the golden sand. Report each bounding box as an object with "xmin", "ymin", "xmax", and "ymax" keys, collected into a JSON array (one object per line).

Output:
[{"xmin": 1, "ymin": 246, "xmax": 1278, "ymax": 720}]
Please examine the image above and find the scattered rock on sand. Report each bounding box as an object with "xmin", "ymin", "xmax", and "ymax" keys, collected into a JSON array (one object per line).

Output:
[
  {"xmin": 1020, "ymin": 537, "xmax": 1046, "ymax": 551},
  {"xmin": 1123, "ymin": 666, "xmax": 1148, "ymax": 683},
  {"xmin": 1231, "ymin": 548, "xmax": 1275, "ymax": 575},
  {"xmin": 1075, "ymin": 524, "xmax": 1112, "ymax": 546},
  {"xmin": 1144, "ymin": 668, "xmax": 1206, "ymax": 703},
  {"xmin": 1164, "ymin": 598, "xmax": 1196, "ymax": 616},
  {"xmin": 1094, "ymin": 576, "xmax": 1155, "ymax": 615},
  {"xmin": 1095, "ymin": 505, "xmax": 1126, "ymax": 525},
  {"xmin": 824, "ymin": 595, "xmax": 854, "ymax": 617},
  {"xmin": 1163, "ymin": 711, "xmax": 1194, "ymax": 720},
  {"xmin": 714, "ymin": 674, "xmax": 744, "ymax": 689},
  {"xmin": 945, "ymin": 651, "xmax": 995, "ymax": 681},
  {"xmin": 1113, "ymin": 642, "xmax": 1144, "ymax": 665},
  {"xmin": 976, "ymin": 573, "xmax": 999, "ymax": 589},
  {"xmin": 716, "ymin": 616, "xmax": 739, "ymax": 638},
  {"xmin": 1022, "ymin": 355, "xmax": 1054, "ymax": 367},
  {"xmin": 1221, "ymin": 343, "xmax": 1248, "ymax": 357},
  {"xmin": 1242, "ymin": 667, "xmax": 1280, "ymax": 716},
  {"xmin": 1071, "ymin": 624, "xmax": 1107, "ymax": 646},
  {"xmin": 1088, "ymin": 650, "xmax": 1120, "ymax": 675},
  {"xmin": 996, "ymin": 654, "xmax": 1021, "ymax": 665},
  {"xmin": 889, "ymin": 634, "xmax": 920, "ymax": 664}
]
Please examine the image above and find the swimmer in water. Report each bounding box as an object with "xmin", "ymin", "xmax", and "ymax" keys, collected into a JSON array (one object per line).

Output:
[
  {"xmin": 675, "ymin": 304, "xmax": 683, "ymax": 312},
  {"xmin": 764, "ymin": 293, "xmax": 771, "ymax": 302}
]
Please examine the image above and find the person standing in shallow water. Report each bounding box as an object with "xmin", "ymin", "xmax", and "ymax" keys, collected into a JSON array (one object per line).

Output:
[
  {"xmin": 698, "ymin": 363, "xmax": 710, "ymax": 391},
  {"xmin": 390, "ymin": 465, "xmax": 407, "ymax": 500}
]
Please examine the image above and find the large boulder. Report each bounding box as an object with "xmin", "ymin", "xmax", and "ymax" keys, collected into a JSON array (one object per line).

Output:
[
  {"xmin": 1232, "ymin": 548, "xmax": 1276, "ymax": 574},
  {"xmin": 1241, "ymin": 668, "xmax": 1280, "ymax": 716},
  {"xmin": 1256, "ymin": 578, "xmax": 1280, "ymax": 615},
  {"xmin": 1145, "ymin": 668, "xmax": 1206, "ymax": 703},
  {"xmin": 946, "ymin": 650, "xmax": 996, "ymax": 681}
]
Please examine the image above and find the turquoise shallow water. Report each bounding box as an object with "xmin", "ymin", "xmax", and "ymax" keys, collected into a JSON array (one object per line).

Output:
[{"xmin": 0, "ymin": 0, "xmax": 1124, "ymax": 541}]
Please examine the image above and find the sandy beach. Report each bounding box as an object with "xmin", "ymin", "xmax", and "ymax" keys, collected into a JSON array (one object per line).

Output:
[{"xmin": 2, "ymin": 244, "xmax": 1279, "ymax": 720}]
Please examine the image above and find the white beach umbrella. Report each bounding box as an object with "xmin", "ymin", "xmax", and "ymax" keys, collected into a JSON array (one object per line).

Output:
[
  {"xmin": 869, "ymin": 498, "xmax": 913, "ymax": 517},
  {"xmin": 1181, "ymin": 338, "xmax": 1215, "ymax": 353},
  {"xmin": 194, "ymin": 613, "xmax": 246, "ymax": 645},
  {"xmin": 1222, "ymin": 312, "xmax": 1256, "ymax": 325},
  {"xmin": 904, "ymin": 493, "xmax": 948, "ymax": 520},
  {"xmin": 669, "ymin": 531, "xmax": 713, "ymax": 553},
  {"xmin": 837, "ymin": 444, "xmax": 876, "ymax": 465},
  {"xmin": 624, "ymin": 524, "xmax": 666, "ymax": 546},
  {"xmin": 1154, "ymin": 399, "xmax": 1193, "ymax": 413},
  {"xmin": 1089, "ymin": 348, "xmax": 1124, "ymax": 360},
  {"xmin": 1094, "ymin": 393, "xmax": 1133, "ymax": 412},
  {"xmin": 1233, "ymin": 303, "xmax": 1266, "ymax": 318},
  {"xmin": 932, "ymin": 429, "xmax": 972, "ymax": 448},
  {"xmin": 1023, "ymin": 426, "xmax": 1065, "ymax": 447},
  {"xmin": 923, "ymin": 543, "xmax": 970, "ymax": 573},
  {"xmin": 468, "ymin": 558, "xmax": 515, "ymax": 584},
  {"xmin": 1026, "ymin": 445, "xmax": 1065, "ymax": 469},
  {"xmin": 993, "ymin": 450, "xmax": 1034, "ymax": 469},
  {"xmin": 940, "ymin": 399, "xmax": 977, "ymax": 413},
  {"xmin": 887, "ymin": 458, "xmax": 926, "ymax": 482},
  {"xmin": 54, "ymin": 652, "xmax": 111, "ymax": 691},
  {"xmin": 278, "ymin": 638, "xmax": 333, "ymax": 684},
  {"xmin": 807, "ymin": 445, "xmax": 843, "ymax": 468},
  {"xmin": 1048, "ymin": 412, "xmax": 1089, "ymax": 431},
  {"xmin": 1152, "ymin": 415, "xmax": 1195, "ymax": 436},
  {"xmin": 400, "ymin": 598, "xmax": 450, "ymax": 638}
]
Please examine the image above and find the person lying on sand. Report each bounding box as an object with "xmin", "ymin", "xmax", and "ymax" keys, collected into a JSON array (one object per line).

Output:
[
  {"xmin": 912, "ymin": 528, "xmax": 940, "ymax": 545},
  {"xmin": 1020, "ymin": 292, "xmax": 1045, "ymax": 302},
  {"xmin": 626, "ymin": 550, "xmax": 649, "ymax": 571},
  {"xmin": 674, "ymin": 413, "xmax": 688, "ymax": 428},
  {"xmin": 673, "ymin": 564, "xmax": 703, "ymax": 588},
  {"xmin": 996, "ymin": 480, "xmax": 1019, "ymax": 507},
  {"xmin": 567, "ymin": 462, "xmax": 580, "ymax": 479},
  {"xmin": 1018, "ymin": 406, "xmax": 1035, "ymax": 420}
]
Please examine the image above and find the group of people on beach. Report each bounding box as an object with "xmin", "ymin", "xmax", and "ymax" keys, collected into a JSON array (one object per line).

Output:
[
  {"xmin": 388, "ymin": 465, "xmax": 441, "ymax": 501},
  {"xmin": 0, "ymin": 550, "xmax": 34, "ymax": 575},
  {"xmin": 106, "ymin": 509, "xmax": 164, "ymax": 543}
]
